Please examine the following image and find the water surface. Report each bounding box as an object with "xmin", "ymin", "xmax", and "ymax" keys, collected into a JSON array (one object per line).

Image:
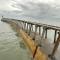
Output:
[{"xmin": 0, "ymin": 20, "xmax": 32, "ymax": 60}]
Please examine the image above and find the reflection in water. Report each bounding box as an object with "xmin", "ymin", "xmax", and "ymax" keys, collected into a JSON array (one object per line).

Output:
[
  {"xmin": 19, "ymin": 41, "xmax": 26, "ymax": 49},
  {"xmin": 0, "ymin": 20, "xmax": 32, "ymax": 60}
]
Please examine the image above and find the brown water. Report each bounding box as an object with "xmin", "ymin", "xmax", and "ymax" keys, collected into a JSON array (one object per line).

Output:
[{"xmin": 0, "ymin": 20, "xmax": 32, "ymax": 60}]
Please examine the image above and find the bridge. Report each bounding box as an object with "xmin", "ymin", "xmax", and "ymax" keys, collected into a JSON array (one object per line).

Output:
[{"xmin": 1, "ymin": 18, "xmax": 60, "ymax": 60}]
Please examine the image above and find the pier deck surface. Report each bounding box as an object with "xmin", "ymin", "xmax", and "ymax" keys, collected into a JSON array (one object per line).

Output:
[{"xmin": 1, "ymin": 18, "xmax": 60, "ymax": 60}]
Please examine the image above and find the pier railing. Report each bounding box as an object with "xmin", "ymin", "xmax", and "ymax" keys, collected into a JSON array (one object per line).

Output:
[{"xmin": 1, "ymin": 18, "xmax": 60, "ymax": 60}]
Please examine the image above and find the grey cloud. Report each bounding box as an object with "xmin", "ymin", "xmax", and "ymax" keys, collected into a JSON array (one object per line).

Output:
[
  {"xmin": 17, "ymin": 3, "xmax": 30, "ymax": 10},
  {"xmin": 1, "ymin": 0, "xmax": 60, "ymax": 20},
  {"xmin": 11, "ymin": 1, "xmax": 59, "ymax": 20},
  {"xmin": 0, "ymin": 10, "xmax": 23, "ymax": 19}
]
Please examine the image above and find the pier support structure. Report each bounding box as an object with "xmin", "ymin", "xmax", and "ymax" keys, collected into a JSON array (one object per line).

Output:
[
  {"xmin": 49, "ymin": 32, "xmax": 60, "ymax": 59},
  {"xmin": 33, "ymin": 25, "xmax": 38, "ymax": 40},
  {"xmin": 1, "ymin": 18, "xmax": 60, "ymax": 60},
  {"xmin": 28, "ymin": 24, "xmax": 32, "ymax": 35},
  {"xmin": 41, "ymin": 27, "xmax": 47, "ymax": 40},
  {"xmin": 54, "ymin": 30, "xmax": 57, "ymax": 43},
  {"xmin": 39, "ymin": 26, "xmax": 41, "ymax": 35}
]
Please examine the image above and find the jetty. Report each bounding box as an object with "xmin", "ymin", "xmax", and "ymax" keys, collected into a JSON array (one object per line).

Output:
[{"xmin": 1, "ymin": 18, "xmax": 60, "ymax": 60}]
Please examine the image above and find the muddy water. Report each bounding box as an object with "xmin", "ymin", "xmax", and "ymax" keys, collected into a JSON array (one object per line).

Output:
[{"xmin": 0, "ymin": 20, "xmax": 32, "ymax": 60}]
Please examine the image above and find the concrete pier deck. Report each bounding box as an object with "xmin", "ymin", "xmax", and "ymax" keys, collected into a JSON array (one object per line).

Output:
[{"xmin": 1, "ymin": 18, "xmax": 60, "ymax": 60}]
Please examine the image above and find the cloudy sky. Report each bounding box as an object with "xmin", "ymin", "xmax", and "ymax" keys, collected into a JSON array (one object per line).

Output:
[{"xmin": 0, "ymin": 0, "xmax": 60, "ymax": 20}]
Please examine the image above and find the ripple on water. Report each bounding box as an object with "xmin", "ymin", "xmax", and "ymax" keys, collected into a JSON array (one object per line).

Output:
[{"xmin": 0, "ymin": 21, "xmax": 32, "ymax": 60}]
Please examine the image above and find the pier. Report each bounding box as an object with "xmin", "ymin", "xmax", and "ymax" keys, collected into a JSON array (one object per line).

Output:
[{"xmin": 1, "ymin": 18, "xmax": 60, "ymax": 60}]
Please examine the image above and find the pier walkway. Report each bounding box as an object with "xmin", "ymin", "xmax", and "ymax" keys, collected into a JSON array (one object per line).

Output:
[{"xmin": 1, "ymin": 18, "xmax": 60, "ymax": 60}]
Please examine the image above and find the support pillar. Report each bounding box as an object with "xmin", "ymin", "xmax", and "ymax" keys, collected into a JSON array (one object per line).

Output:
[
  {"xmin": 31, "ymin": 25, "xmax": 33, "ymax": 31},
  {"xmin": 26, "ymin": 23, "xmax": 28, "ymax": 33},
  {"xmin": 41, "ymin": 27, "xmax": 46, "ymax": 40},
  {"xmin": 45, "ymin": 28, "xmax": 47, "ymax": 39},
  {"xmin": 54, "ymin": 30, "xmax": 57, "ymax": 43},
  {"xmin": 24, "ymin": 22, "xmax": 26, "ymax": 30},
  {"xmin": 22, "ymin": 22, "xmax": 24, "ymax": 30},
  {"xmin": 28, "ymin": 24, "xmax": 32, "ymax": 35},
  {"xmin": 39, "ymin": 26, "xmax": 41, "ymax": 35},
  {"xmin": 49, "ymin": 32, "xmax": 60, "ymax": 59},
  {"xmin": 33, "ymin": 25, "xmax": 37, "ymax": 40}
]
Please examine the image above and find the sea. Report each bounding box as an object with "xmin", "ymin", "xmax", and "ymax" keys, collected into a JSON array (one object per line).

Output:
[{"xmin": 0, "ymin": 18, "xmax": 32, "ymax": 60}]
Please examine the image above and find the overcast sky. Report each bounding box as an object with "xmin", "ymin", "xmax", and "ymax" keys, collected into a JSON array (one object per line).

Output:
[{"xmin": 0, "ymin": 0, "xmax": 60, "ymax": 20}]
